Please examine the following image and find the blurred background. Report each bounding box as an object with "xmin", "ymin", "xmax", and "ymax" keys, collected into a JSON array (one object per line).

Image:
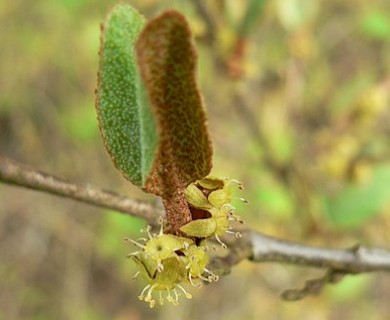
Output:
[{"xmin": 1, "ymin": 0, "xmax": 390, "ymax": 319}]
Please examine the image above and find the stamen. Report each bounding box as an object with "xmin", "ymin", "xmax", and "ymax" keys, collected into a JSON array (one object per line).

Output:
[
  {"xmin": 138, "ymin": 284, "xmax": 151, "ymax": 300},
  {"xmin": 228, "ymin": 213, "xmax": 244, "ymax": 224},
  {"xmin": 235, "ymin": 197, "xmax": 248, "ymax": 203},
  {"xmin": 126, "ymin": 238, "xmax": 146, "ymax": 249},
  {"xmin": 159, "ymin": 291, "xmax": 164, "ymax": 306},
  {"xmin": 132, "ymin": 271, "xmax": 140, "ymax": 280},
  {"xmin": 189, "ymin": 274, "xmax": 202, "ymax": 287},
  {"xmin": 166, "ymin": 289, "xmax": 174, "ymax": 303},
  {"xmin": 173, "ymin": 289, "xmax": 179, "ymax": 305},
  {"xmin": 222, "ymin": 204, "xmax": 235, "ymax": 211},
  {"xmin": 127, "ymin": 251, "xmax": 141, "ymax": 258},
  {"xmin": 230, "ymin": 179, "xmax": 244, "ymax": 190},
  {"xmin": 199, "ymin": 274, "xmax": 212, "ymax": 282},
  {"xmin": 158, "ymin": 222, "xmax": 164, "ymax": 236},
  {"xmin": 145, "ymin": 284, "xmax": 157, "ymax": 303},
  {"xmin": 177, "ymin": 284, "xmax": 192, "ymax": 299},
  {"xmin": 149, "ymin": 299, "xmax": 156, "ymax": 308},
  {"xmin": 235, "ymin": 232, "xmax": 242, "ymax": 239},
  {"xmin": 145, "ymin": 225, "xmax": 153, "ymax": 239},
  {"xmin": 204, "ymin": 268, "xmax": 219, "ymax": 281},
  {"xmin": 215, "ymin": 234, "xmax": 227, "ymax": 249}
]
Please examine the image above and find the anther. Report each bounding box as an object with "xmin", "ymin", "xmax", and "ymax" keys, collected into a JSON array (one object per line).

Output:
[
  {"xmin": 215, "ymin": 235, "xmax": 227, "ymax": 249},
  {"xmin": 177, "ymin": 284, "xmax": 192, "ymax": 299}
]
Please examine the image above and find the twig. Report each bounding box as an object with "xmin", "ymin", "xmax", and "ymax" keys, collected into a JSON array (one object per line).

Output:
[
  {"xmin": 192, "ymin": 0, "xmax": 217, "ymax": 45},
  {"xmin": 250, "ymin": 231, "xmax": 390, "ymax": 272},
  {"xmin": 281, "ymin": 269, "xmax": 346, "ymax": 301},
  {"xmin": 0, "ymin": 156, "xmax": 158, "ymax": 222},
  {"xmin": 2, "ymin": 156, "xmax": 390, "ymax": 287}
]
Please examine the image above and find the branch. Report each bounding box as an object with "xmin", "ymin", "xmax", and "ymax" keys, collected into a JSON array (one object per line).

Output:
[
  {"xmin": 0, "ymin": 156, "xmax": 158, "ymax": 222},
  {"xmin": 249, "ymin": 231, "xmax": 390, "ymax": 272},
  {"xmin": 192, "ymin": 0, "xmax": 217, "ymax": 45},
  {"xmin": 2, "ymin": 156, "xmax": 390, "ymax": 294}
]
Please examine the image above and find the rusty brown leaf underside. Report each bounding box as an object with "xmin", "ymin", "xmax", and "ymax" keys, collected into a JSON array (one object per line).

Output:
[
  {"xmin": 136, "ymin": 11, "xmax": 212, "ymax": 197},
  {"xmin": 136, "ymin": 11, "xmax": 213, "ymax": 230}
]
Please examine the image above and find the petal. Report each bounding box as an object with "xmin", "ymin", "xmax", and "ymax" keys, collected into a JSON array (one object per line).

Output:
[
  {"xmin": 185, "ymin": 183, "xmax": 212, "ymax": 209},
  {"xmin": 208, "ymin": 189, "xmax": 232, "ymax": 208},
  {"xmin": 180, "ymin": 218, "xmax": 217, "ymax": 238}
]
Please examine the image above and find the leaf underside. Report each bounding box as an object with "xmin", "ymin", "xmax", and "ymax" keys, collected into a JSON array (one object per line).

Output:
[
  {"xmin": 136, "ymin": 11, "xmax": 213, "ymax": 196},
  {"xmin": 97, "ymin": 6, "xmax": 213, "ymax": 232},
  {"xmin": 96, "ymin": 5, "xmax": 157, "ymax": 187}
]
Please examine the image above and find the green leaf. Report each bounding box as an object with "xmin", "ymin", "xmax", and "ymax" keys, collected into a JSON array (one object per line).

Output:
[
  {"xmin": 325, "ymin": 165, "xmax": 390, "ymax": 228},
  {"xmin": 96, "ymin": 5, "xmax": 157, "ymax": 187},
  {"xmin": 136, "ymin": 11, "xmax": 212, "ymax": 196}
]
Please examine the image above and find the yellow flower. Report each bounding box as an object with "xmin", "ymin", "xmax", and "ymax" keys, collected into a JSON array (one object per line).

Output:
[
  {"xmin": 131, "ymin": 253, "xmax": 192, "ymax": 307},
  {"xmin": 181, "ymin": 176, "xmax": 244, "ymax": 247},
  {"xmin": 126, "ymin": 176, "xmax": 245, "ymax": 306}
]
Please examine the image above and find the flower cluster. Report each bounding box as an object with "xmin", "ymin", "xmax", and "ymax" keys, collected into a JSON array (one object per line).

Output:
[
  {"xmin": 180, "ymin": 176, "xmax": 244, "ymax": 248},
  {"xmin": 127, "ymin": 225, "xmax": 218, "ymax": 308},
  {"xmin": 127, "ymin": 176, "xmax": 244, "ymax": 307}
]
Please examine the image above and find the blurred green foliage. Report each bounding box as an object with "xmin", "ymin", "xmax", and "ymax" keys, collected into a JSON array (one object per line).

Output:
[
  {"xmin": 1, "ymin": 0, "xmax": 390, "ymax": 319},
  {"xmin": 360, "ymin": 10, "xmax": 390, "ymax": 39},
  {"xmin": 325, "ymin": 165, "xmax": 390, "ymax": 228}
]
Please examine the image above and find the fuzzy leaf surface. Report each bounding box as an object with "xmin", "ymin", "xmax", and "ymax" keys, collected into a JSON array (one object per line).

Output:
[
  {"xmin": 136, "ymin": 11, "xmax": 213, "ymax": 196},
  {"xmin": 96, "ymin": 5, "xmax": 157, "ymax": 186}
]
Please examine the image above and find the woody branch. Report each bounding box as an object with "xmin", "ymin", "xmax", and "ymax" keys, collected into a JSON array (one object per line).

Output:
[{"xmin": 1, "ymin": 156, "xmax": 390, "ymax": 283}]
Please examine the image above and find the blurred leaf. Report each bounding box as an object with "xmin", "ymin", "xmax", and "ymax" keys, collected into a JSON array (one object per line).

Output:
[
  {"xmin": 96, "ymin": 5, "xmax": 157, "ymax": 188},
  {"xmin": 136, "ymin": 11, "xmax": 212, "ymax": 196},
  {"xmin": 360, "ymin": 10, "xmax": 390, "ymax": 39},
  {"xmin": 325, "ymin": 165, "xmax": 390, "ymax": 228}
]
